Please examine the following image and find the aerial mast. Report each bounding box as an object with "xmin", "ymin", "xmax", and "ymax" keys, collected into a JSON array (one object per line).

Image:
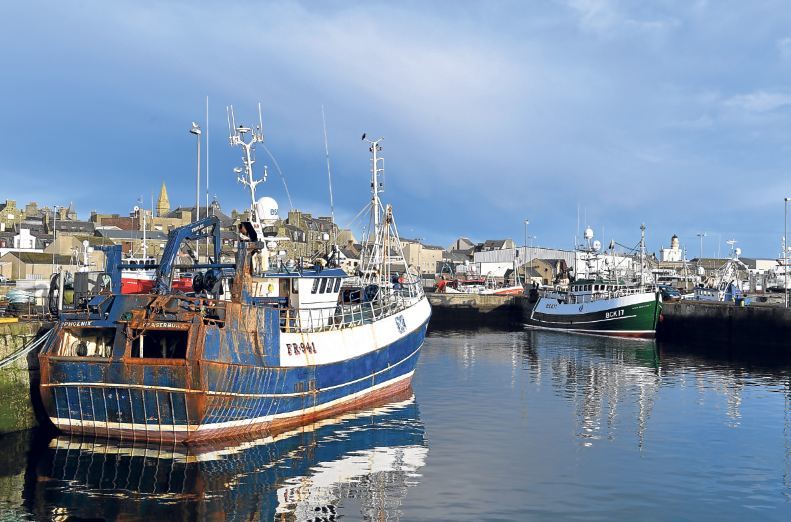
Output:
[
  {"xmin": 640, "ymin": 223, "xmax": 646, "ymax": 286},
  {"xmin": 227, "ymin": 104, "xmax": 266, "ymax": 227}
]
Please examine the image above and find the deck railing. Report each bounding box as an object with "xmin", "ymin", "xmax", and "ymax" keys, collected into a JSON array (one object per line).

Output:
[
  {"xmin": 275, "ymin": 284, "xmax": 424, "ymax": 333},
  {"xmin": 540, "ymin": 285, "xmax": 654, "ymax": 305}
]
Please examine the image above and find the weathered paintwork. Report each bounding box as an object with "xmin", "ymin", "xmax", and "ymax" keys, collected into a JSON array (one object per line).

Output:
[{"xmin": 40, "ymin": 243, "xmax": 431, "ymax": 443}]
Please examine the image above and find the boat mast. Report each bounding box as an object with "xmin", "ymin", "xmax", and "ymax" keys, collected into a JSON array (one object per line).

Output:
[
  {"xmin": 640, "ymin": 223, "xmax": 646, "ymax": 287},
  {"xmin": 227, "ymin": 104, "xmax": 266, "ymax": 227},
  {"xmin": 142, "ymin": 204, "xmax": 147, "ymax": 261},
  {"xmin": 363, "ymin": 134, "xmax": 384, "ymax": 277}
]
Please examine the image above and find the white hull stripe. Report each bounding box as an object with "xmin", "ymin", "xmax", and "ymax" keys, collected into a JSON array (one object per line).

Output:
[
  {"xmin": 42, "ymin": 343, "xmax": 422, "ymax": 399},
  {"xmin": 532, "ymin": 292, "xmax": 657, "ymax": 315},
  {"xmin": 524, "ymin": 323, "xmax": 654, "ymax": 338},
  {"xmin": 49, "ymin": 370, "xmax": 415, "ymax": 433},
  {"xmin": 531, "ymin": 314, "xmax": 638, "ymax": 325}
]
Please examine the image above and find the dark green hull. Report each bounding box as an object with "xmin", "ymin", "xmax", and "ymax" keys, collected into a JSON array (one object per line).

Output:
[{"xmin": 526, "ymin": 292, "xmax": 662, "ymax": 338}]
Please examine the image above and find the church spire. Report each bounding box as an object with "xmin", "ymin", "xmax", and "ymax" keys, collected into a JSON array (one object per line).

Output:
[{"xmin": 156, "ymin": 182, "xmax": 170, "ymax": 217}]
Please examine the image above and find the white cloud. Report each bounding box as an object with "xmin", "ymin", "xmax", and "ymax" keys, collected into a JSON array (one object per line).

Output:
[
  {"xmin": 2, "ymin": 1, "xmax": 791, "ymax": 255},
  {"xmin": 724, "ymin": 90, "xmax": 791, "ymax": 113},
  {"xmin": 563, "ymin": 0, "xmax": 679, "ymax": 36},
  {"xmin": 565, "ymin": 0, "xmax": 619, "ymax": 32},
  {"xmin": 777, "ymin": 37, "xmax": 791, "ymax": 59}
]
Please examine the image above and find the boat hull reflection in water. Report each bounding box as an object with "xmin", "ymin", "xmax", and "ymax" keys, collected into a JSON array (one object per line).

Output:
[{"xmin": 33, "ymin": 390, "xmax": 426, "ymax": 521}]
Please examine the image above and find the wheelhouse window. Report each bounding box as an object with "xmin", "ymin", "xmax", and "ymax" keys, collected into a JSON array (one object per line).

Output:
[
  {"xmin": 319, "ymin": 278, "xmax": 328, "ymax": 293},
  {"xmin": 59, "ymin": 327, "xmax": 115, "ymax": 357},
  {"xmin": 311, "ymin": 278, "xmax": 320, "ymax": 294},
  {"xmin": 333, "ymin": 278, "xmax": 341, "ymax": 292},
  {"xmin": 129, "ymin": 329, "xmax": 188, "ymax": 359}
]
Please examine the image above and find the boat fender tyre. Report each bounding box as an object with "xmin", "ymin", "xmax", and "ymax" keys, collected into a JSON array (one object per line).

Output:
[
  {"xmin": 204, "ymin": 270, "xmax": 219, "ymax": 291},
  {"xmin": 364, "ymin": 284, "xmax": 379, "ymax": 302},
  {"xmin": 72, "ymin": 340, "xmax": 88, "ymax": 357},
  {"xmin": 47, "ymin": 273, "xmax": 60, "ymax": 316},
  {"xmin": 192, "ymin": 272, "xmax": 204, "ymax": 293}
]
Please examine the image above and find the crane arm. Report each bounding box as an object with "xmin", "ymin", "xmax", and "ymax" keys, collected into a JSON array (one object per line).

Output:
[{"xmin": 154, "ymin": 216, "xmax": 222, "ymax": 294}]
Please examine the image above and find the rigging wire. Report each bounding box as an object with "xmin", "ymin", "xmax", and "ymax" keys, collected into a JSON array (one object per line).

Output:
[
  {"xmin": 260, "ymin": 143, "xmax": 294, "ymax": 211},
  {"xmin": 321, "ymin": 105, "xmax": 337, "ymax": 250}
]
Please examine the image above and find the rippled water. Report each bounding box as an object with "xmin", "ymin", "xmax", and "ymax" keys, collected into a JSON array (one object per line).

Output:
[{"xmin": 2, "ymin": 328, "xmax": 791, "ymax": 520}]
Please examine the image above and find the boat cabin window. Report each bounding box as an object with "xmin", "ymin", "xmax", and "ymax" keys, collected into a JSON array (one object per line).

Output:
[
  {"xmin": 319, "ymin": 278, "xmax": 328, "ymax": 293},
  {"xmin": 291, "ymin": 279, "xmax": 299, "ymax": 294},
  {"xmin": 129, "ymin": 329, "xmax": 188, "ymax": 359},
  {"xmin": 59, "ymin": 327, "xmax": 115, "ymax": 357},
  {"xmin": 311, "ymin": 279, "xmax": 320, "ymax": 294},
  {"xmin": 333, "ymin": 278, "xmax": 341, "ymax": 292}
]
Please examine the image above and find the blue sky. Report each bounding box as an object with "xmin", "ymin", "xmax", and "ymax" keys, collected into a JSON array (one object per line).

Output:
[{"xmin": 1, "ymin": 1, "xmax": 790, "ymax": 258}]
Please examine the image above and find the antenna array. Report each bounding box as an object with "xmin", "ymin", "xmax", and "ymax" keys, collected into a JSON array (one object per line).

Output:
[{"xmin": 227, "ymin": 104, "xmax": 266, "ymax": 224}]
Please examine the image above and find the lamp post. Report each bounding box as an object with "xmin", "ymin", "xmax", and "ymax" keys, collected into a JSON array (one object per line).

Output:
[
  {"xmin": 696, "ymin": 232, "xmax": 706, "ymax": 261},
  {"xmin": 785, "ymin": 198, "xmax": 790, "ymax": 307},
  {"xmin": 415, "ymin": 237, "xmax": 423, "ymax": 283},
  {"xmin": 190, "ymin": 122, "xmax": 202, "ymax": 259},
  {"xmin": 524, "ymin": 219, "xmax": 529, "ymax": 285},
  {"xmin": 51, "ymin": 205, "xmax": 61, "ymax": 276}
]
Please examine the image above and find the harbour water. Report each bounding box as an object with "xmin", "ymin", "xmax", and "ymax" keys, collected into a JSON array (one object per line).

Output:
[{"xmin": 1, "ymin": 328, "xmax": 791, "ymax": 520}]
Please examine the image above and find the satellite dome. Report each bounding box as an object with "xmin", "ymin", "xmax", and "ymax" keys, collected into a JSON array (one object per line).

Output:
[
  {"xmin": 735, "ymin": 247, "xmax": 742, "ymax": 257},
  {"xmin": 584, "ymin": 227, "xmax": 594, "ymax": 240},
  {"xmin": 255, "ymin": 197, "xmax": 279, "ymax": 225},
  {"xmin": 592, "ymin": 240, "xmax": 602, "ymax": 252}
]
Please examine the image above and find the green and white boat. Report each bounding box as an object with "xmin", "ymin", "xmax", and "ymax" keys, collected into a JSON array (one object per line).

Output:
[
  {"xmin": 526, "ymin": 279, "xmax": 662, "ymax": 338},
  {"xmin": 525, "ymin": 224, "xmax": 662, "ymax": 339}
]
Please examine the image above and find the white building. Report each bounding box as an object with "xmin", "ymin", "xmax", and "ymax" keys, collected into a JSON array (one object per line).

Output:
[
  {"xmin": 0, "ymin": 228, "xmax": 43, "ymax": 257},
  {"xmin": 660, "ymin": 234, "xmax": 682, "ymax": 262},
  {"xmin": 475, "ymin": 246, "xmax": 576, "ymax": 278}
]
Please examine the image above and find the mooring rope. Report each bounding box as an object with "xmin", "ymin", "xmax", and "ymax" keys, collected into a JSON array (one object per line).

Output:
[{"xmin": 0, "ymin": 329, "xmax": 53, "ymax": 369}]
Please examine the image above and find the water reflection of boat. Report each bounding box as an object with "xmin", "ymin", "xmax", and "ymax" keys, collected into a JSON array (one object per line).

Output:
[
  {"xmin": 542, "ymin": 334, "xmax": 661, "ymax": 448},
  {"xmin": 32, "ymin": 391, "xmax": 426, "ymax": 520}
]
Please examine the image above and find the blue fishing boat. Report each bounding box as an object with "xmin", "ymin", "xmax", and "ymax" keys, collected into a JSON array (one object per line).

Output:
[{"xmin": 38, "ymin": 115, "xmax": 431, "ymax": 443}]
